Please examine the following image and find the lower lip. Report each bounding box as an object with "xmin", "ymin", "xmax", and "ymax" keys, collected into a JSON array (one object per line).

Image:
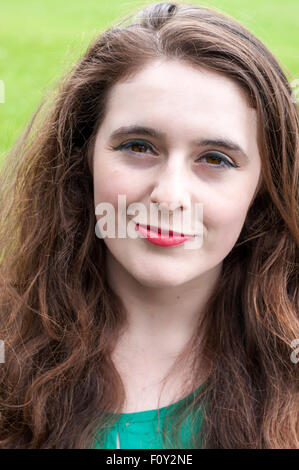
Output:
[{"xmin": 135, "ymin": 224, "xmax": 195, "ymax": 247}]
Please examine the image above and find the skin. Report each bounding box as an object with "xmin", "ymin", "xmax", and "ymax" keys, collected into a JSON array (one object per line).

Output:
[{"xmin": 91, "ymin": 58, "xmax": 262, "ymax": 410}]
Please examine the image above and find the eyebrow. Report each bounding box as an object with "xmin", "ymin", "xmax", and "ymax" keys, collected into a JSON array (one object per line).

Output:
[{"xmin": 109, "ymin": 125, "xmax": 250, "ymax": 161}]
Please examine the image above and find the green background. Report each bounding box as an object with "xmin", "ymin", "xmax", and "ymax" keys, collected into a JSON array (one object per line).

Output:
[{"xmin": 0, "ymin": 0, "xmax": 298, "ymax": 162}]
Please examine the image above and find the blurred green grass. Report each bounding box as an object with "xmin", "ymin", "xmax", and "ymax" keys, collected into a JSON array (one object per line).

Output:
[{"xmin": 0, "ymin": 0, "xmax": 298, "ymax": 162}]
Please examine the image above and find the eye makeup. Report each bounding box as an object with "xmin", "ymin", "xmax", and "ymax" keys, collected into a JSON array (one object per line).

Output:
[
  {"xmin": 108, "ymin": 124, "xmax": 250, "ymax": 163},
  {"xmin": 111, "ymin": 139, "xmax": 240, "ymax": 169}
]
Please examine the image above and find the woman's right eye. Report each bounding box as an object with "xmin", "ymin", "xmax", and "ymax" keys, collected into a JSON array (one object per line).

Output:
[{"xmin": 112, "ymin": 140, "xmax": 155, "ymax": 155}]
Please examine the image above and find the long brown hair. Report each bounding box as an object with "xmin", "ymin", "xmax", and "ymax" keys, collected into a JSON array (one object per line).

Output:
[{"xmin": 0, "ymin": 1, "xmax": 298, "ymax": 448}]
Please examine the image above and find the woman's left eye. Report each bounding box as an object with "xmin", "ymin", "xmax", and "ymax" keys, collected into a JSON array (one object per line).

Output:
[
  {"xmin": 197, "ymin": 152, "xmax": 238, "ymax": 168},
  {"xmin": 112, "ymin": 140, "xmax": 238, "ymax": 169}
]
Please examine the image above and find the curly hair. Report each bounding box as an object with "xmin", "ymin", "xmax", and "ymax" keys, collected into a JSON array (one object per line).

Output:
[{"xmin": 0, "ymin": 1, "xmax": 298, "ymax": 448}]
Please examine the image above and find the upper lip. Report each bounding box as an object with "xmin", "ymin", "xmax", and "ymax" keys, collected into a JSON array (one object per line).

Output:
[{"xmin": 136, "ymin": 223, "xmax": 195, "ymax": 237}]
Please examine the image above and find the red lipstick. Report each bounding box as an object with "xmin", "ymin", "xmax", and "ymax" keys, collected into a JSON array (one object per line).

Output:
[{"xmin": 135, "ymin": 223, "xmax": 195, "ymax": 247}]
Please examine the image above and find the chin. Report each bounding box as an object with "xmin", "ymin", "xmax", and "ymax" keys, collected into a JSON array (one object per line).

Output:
[{"xmin": 131, "ymin": 267, "xmax": 194, "ymax": 289}]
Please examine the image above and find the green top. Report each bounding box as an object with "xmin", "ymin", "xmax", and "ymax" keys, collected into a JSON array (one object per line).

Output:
[{"xmin": 92, "ymin": 385, "xmax": 205, "ymax": 449}]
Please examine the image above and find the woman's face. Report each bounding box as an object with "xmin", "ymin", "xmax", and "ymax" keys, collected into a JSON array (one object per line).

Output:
[{"xmin": 92, "ymin": 59, "xmax": 262, "ymax": 288}]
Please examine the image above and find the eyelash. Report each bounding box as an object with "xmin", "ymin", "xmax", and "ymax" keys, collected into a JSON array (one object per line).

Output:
[{"xmin": 112, "ymin": 140, "xmax": 239, "ymax": 169}]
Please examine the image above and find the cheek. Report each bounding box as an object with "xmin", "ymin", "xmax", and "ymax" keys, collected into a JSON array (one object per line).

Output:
[
  {"xmin": 203, "ymin": 173, "xmax": 259, "ymax": 227},
  {"xmin": 202, "ymin": 185, "xmax": 255, "ymax": 243},
  {"xmin": 94, "ymin": 166, "xmax": 132, "ymax": 207},
  {"xmin": 199, "ymin": 198, "xmax": 248, "ymax": 265}
]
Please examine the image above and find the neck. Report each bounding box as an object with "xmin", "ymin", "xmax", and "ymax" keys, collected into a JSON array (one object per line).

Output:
[{"xmin": 105, "ymin": 249, "xmax": 222, "ymax": 357}]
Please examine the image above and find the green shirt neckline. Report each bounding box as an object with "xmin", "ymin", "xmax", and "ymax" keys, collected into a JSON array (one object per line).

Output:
[
  {"xmin": 111, "ymin": 383, "xmax": 205, "ymax": 423},
  {"xmin": 93, "ymin": 383, "xmax": 206, "ymax": 448}
]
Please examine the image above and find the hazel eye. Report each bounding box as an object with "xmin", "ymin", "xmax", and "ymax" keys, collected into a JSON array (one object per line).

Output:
[
  {"xmin": 113, "ymin": 140, "xmax": 154, "ymax": 155},
  {"xmin": 198, "ymin": 152, "xmax": 238, "ymax": 169},
  {"xmin": 130, "ymin": 142, "xmax": 151, "ymax": 153},
  {"xmin": 205, "ymin": 154, "xmax": 223, "ymax": 165}
]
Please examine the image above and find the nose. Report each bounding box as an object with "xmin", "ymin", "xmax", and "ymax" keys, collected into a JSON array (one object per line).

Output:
[{"xmin": 150, "ymin": 157, "xmax": 190, "ymax": 212}]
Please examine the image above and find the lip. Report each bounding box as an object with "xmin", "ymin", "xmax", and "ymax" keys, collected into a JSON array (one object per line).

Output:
[{"xmin": 135, "ymin": 223, "xmax": 195, "ymax": 247}]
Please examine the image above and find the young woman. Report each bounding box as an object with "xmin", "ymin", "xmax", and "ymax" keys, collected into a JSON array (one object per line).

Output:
[{"xmin": 0, "ymin": 2, "xmax": 298, "ymax": 449}]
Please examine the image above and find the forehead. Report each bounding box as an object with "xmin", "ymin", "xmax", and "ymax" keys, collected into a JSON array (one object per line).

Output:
[
  {"xmin": 107, "ymin": 58, "xmax": 252, "ymax": 110},
  {"xmin": 101, "ymin": 59, "xmax": 258, "ymax": 149}
]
